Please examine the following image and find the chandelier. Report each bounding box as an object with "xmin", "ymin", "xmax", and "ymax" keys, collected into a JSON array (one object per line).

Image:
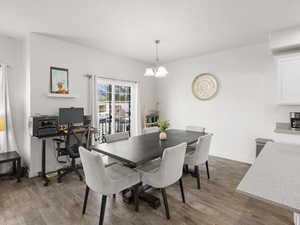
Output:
[{"xmin": 144, "ymin": 40, "xmax": 168, "ymax": 78}]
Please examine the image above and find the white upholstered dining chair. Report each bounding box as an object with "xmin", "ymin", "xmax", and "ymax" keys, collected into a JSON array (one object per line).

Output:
[
  {"xmin": 185, "ymin": 126, "xmax": 205, "ymax": 150},
  {"xmin": 184, "ymin": 133, "xmax": 213, "ymax": 189},
  {"xmin": 137, "ymin": 142, "xmax": 187, "ymax": 219},
  {"xmin": 79, "ymin": 147, "xmax": 141, "ymax": 225},
  {"xmin": 104, "ymin": 132, "xmax": 130, "ymax": 143},
  {"xmin": 185, "ymin": 126, "xmax": 205, "ymax": 133},
  {"xmin": 143, "ymin": 126, "xmax": 159, "ymax": 134}
]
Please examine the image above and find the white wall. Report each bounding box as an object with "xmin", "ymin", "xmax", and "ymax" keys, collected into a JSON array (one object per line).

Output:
[
  {"xmin": 4, "ymin": 32, "xmax": 300, "ymax": 174},
  {"xmin": 157, "ymin": 43, "xmax": 300, "ymax": 164},
  {"xmin": 0, "ymin": 35, "xmax": 26, "ymax": 164},
  {"xmin": 28, "ymin": 33, "xmax": 157, "ymax": 177}
]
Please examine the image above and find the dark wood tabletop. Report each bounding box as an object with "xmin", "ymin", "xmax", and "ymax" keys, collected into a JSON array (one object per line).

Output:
[{"xmin": 92, "ymin": 129, "xmax": 205, "ymax": 167}]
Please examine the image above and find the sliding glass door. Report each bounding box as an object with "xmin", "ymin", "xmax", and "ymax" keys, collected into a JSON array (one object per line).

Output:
[
  {"xmin": 114, "ymin": 84, "xmax": 131, "ymax": 133},
  {"xmin": 95, "ymin": 77, "xmax": 137, "ymax": 139},
  {"xmin": 96, "ymin": 82, "xmax": 112, "ymax": 135}
]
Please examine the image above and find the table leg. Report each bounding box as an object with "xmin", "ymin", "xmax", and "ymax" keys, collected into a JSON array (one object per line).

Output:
[
  {"xmin": 40, "ymin": 139, "xmax": 50, "ymax": 186},
  {"xmin": 294, "ymin": 212, "xmax": 300, "ymax": 225},
  {"xmin": 12, "ymin": 161, "xmax": 16, "ymax": 175},
  {"xmin": 122, "ymin": 185, "xmax": 161, "ymax": 209},
  {"xmin": 16, "ymin": 158, "xmax": 21, "ymax": 182}
]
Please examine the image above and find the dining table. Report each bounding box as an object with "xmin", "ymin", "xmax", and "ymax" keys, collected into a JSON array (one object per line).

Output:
[{"xmin": 92, "ymin": 129, "xmax": 206, "ymax": 208}]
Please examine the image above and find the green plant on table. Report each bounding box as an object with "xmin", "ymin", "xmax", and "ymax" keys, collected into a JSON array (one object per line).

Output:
[{"xmin": 157, "ymin": 120, "xmax": 170, "ymax": 132}]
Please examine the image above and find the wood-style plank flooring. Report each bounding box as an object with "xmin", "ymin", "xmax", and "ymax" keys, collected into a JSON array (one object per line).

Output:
[{"xmin": 0, "ymin": 156, "xmax": 294, "ymax": 225}]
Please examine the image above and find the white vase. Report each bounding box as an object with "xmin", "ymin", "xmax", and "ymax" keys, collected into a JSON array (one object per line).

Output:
[{"xmin": 159, "ymin": 131, "xmax": 167, "ymax": 140}]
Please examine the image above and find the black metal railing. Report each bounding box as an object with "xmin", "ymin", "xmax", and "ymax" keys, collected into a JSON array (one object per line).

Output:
[{"xmin": 97, "ymin": 117, "xmax": 130, "ymax": 142}]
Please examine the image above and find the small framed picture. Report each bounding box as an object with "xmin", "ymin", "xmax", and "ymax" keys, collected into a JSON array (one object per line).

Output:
[{"xmin": 50, "ymin": 67, "xmax": 69, "ymax": 94}]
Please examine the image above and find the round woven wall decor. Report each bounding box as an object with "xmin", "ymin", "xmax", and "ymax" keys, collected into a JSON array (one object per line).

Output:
[{"xmin": 192, "ymin": 73, "xmax": 219, "ymax": 100}]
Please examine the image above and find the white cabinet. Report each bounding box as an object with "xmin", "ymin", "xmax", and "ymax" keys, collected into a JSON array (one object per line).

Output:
[{"xmin": 277, "ymin": 53, "xmax": 300, "ymax": 105}]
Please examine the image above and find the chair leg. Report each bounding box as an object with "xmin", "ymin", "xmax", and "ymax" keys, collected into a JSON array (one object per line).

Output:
[
  {"xmin": 179, "ymin": 178, "xmax": 185, "ymax": 203},
  {"xmin": 161, "ymin": 188, "xmax": 170, "ymax": 220},
  {"xmin": 74, "ymin": 168, "xmax": 83, "ymax": 181},
  {"xmin": 195, "ymin": 165, "xmax": 201, "ymax": 189},
  {"xmin": 99, "ymin": 195, "xmax": 107, "ymax": 225},
  {"xmin": 82, "ymin": 185, "xmax": 90, "ymax": 215},
  {"xmin": 205, "ymin": 161, "xmax": 210, "ymax": 179},
  {"xmin": 133, "ymin": 184, "xmax": 140, "ymax": 212},
  {"xmin": 183, "ymin": 164, "xmax": 189, "ymax": 173}
]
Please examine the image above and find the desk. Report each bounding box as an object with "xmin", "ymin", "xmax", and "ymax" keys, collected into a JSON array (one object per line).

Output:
[
  {"xmin": 237, "ymin": 142, "xmax": 300, "ymax": 225},
  {"xmin": 36, "ymin": 127, "xmax": 90, "ymax": 186},
  {"xmin": 92, "ymin": 129, "xmax": 205, "ymax": 208},
  {"xmin": 36, "ymin": 133, "xmax": 64, "ymax": 186},
  {"xmin": 92, "ymin": 129, "xmax": 204, "ymax": 167}
]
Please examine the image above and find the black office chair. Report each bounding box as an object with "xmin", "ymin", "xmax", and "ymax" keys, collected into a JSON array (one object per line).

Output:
[{"xmin": 55, "ymin": 125, "xmax": 90, "ymax": 183}]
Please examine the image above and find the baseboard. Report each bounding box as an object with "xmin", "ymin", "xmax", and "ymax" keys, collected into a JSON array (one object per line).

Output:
[{"xmin": 209, "ymin": 152, "xmax": 253, "ymax": 165}]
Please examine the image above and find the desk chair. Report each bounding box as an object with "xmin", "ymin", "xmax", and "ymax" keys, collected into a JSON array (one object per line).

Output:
[
  {"xmin": 137, "ymin": 143, "xmax": 187, "ymax": 219},
  {"xmin": 143, "ymin": 126, "xmax": 159, "ymax": 134},
  {"xmin": 55, "ymin": 126, "xmax": 90, "ymax": 183},
  {"xmin": 79, "ymin": 147, "xmax": 140, "ymax": 225},
  {"xmin": 184, "ymin": 133, "xmax": 212, "ymax": 189}
]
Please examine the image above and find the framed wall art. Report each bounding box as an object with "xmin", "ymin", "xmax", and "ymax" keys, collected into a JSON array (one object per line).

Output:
[{"xmin": 50, "ymin": 67, "xmax": 69, "ymax": 94}]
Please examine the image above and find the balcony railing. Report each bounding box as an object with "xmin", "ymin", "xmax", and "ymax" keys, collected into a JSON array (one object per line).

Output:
[{"xmin": 97, "ymin": 117, "xmax": 130, "ymax": 142}]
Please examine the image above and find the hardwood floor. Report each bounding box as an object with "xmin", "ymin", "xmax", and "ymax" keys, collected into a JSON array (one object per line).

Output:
[{"xmin": 0, "ymin": 156, "xmax": 294, "ymax": 225}]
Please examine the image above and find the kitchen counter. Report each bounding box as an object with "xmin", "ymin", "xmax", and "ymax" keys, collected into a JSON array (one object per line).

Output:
[
  {"xmin": 274, "ymin": 122, "xmax": 300, "ymax": 135},
  {"xmin": 237, "ymin": 142, "xmax": 300, "ymax": 224}
]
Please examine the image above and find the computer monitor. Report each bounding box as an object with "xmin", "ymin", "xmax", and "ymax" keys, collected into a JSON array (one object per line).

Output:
[{"xmin": 59, "ymin": 107, "xmax": 84, "ymax": 124}]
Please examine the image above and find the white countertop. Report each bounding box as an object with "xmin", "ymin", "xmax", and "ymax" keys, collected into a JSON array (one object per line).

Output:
[
  {"xmin": 274, "ymin": 122, "xmax": 300, "ymax": 135},
  {"xmin": 237, "ymin": 142, "xmax": 300, "ymax": 213}
]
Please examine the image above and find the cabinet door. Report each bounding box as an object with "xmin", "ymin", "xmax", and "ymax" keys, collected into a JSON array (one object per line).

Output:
[{"xmin": 277, "ymin": 54, "xmax": 300, "ymax": 105}]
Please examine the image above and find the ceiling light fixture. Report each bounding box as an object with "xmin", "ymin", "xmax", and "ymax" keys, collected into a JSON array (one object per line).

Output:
[{"xmin": 144, "ymin": 40, "xmax": 168, "ymax": 78}]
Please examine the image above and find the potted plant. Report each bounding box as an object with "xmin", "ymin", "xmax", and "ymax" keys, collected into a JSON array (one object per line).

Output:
[
  {"xmin": 145, "ymin": 114, "xmax": 152, "ymax": 123},
  {"xmin": 157, "ymin": 120, "xmax": 170, "ymax": 140}
]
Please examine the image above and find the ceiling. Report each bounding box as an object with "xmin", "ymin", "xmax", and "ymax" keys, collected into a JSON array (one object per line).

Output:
[{"xmin": 0, "ymin": 0, "xmax": 300, "ymax": 63}]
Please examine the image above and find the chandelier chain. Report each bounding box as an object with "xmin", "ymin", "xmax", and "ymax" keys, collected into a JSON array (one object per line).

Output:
[{"xmin": 155, "ymin": 40, "xmax": 160, "ymax": 64}]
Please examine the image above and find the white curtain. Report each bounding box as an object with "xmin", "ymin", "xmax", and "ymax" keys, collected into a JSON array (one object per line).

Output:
[
  {"xmin": 0, "ymin": 65, "xmax": 18, "ymax": 156},
  {"xmin": 86, "ymin": 74, "xmax": 97, "ymax": 145},
  {"xmin": 131, "ymin": 82, "xmax": 141, "ymax": 135}
]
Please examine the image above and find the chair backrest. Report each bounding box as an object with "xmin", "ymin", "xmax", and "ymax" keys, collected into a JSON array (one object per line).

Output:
[
  {"xmin": 79, "ymin": 146, "xmax": 111, "ymax": 193},
  {"xmin": 65, "ymin": 126, "xmax": 90, "ymax": 157},
  {"xmin": 143, "ymin": 126, "xmax": 159, "ymax": 134},
  {"xmin": 193, "ymin": 133, "xmax": 213, "ymax": 165},
  {"xmin": 156, "ymin": 142, "xmax": 187, "ymax": 187},
  {"xmin": 104, "ymin": 132, "xmax": 129, "ymax": 143},
  {"xmin": 186, "ymin": 126, "xmax": 205, "ymax": 133}
]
